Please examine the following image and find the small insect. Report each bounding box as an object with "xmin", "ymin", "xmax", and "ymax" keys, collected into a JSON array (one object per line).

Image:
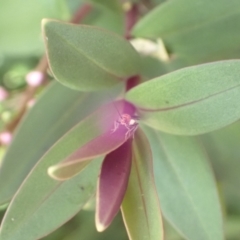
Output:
[{"xmin": 111, "ymin": 113, "xmax": 139, "ymax": 139}]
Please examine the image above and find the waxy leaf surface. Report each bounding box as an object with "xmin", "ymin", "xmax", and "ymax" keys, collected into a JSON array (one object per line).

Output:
[
  {"xmin": 143, "ymin": 125, "xmax": 224, "ymax": 240},
  {"xmin": 126, "ymin": 60, "xmax": 240, "ymax": 135},
  {"xmin": 43, "ymin": 19, "xmax": 140, "ymax": 91},
  {"xmin": 121, "ymin": 129, "xmax": 163, "ymax": 240}
]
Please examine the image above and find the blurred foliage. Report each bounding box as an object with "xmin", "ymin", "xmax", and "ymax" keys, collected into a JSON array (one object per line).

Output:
[
  {"xmin": 0, "ymin": 0, "xmax": 240, "ymax": 239},
  {"xmin": 42, "ymin": 210, "xmax": 129, "ymax": 240}
]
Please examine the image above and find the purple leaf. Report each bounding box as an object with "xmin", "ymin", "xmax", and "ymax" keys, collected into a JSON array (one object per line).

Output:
[
  {"xmin": 96, "ymin": 139, "xmax": 133, "ymax": 232},
  {"xmin": 48, "ymin": 101, "xmax": 138, "ymax": 180}
]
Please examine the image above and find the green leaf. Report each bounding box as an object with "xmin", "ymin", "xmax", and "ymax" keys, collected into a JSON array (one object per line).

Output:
[
  {"xmin": 0, "ymin": 81, "xmax": 123, "ymax": 204},
  {"xmin": 83, "ymin": 2, "xmax": 124, "ymax": 35},
  {"xmin": 132, "ymin": 0, "xmax": 240, "ymax": 63},
  {"xmin": 140, "ymin": 56, "xmax": 168, "ymax": 79},
  {"xmin": 201, "ymin": 121, "xmax": 240, "ymax": 215},
  {"xmin": 0, "ymin": 159, "xmax": 103, "ymax": 240},
  {"xmin": 121, "ymin": 129, "xmax": 164, "ymax": 240},
  {"xmin": 0, "ymin": 0, "xmax": 69, "ymax": 56},
  {"xmin": 225, "ymin": 216, "xmax": 240, "ymax": 239},
  {"xmin": 89, "ymin": 0, "xmax": 121, "ymax": 11},
  {"xmin": 42, "ymin": 19, "xmax": 140, "ymax": 91},
  {"xmin": 84, "ymin": 3, "xmax": 124, "ymax": 35},
  {"xmin": 126, "ymin": 60, "xmax": 240, "ymax": 135},
  {"xmin": 142, "ymin": 125, "xmax": 224, "ymax": 240},
  {"xmin": 0, "ymin": 102, "xmax": 123, "ymax": 240},
  {"xmin": 59, "ymin": 211, "xmax": 129, "ymax": 240}
]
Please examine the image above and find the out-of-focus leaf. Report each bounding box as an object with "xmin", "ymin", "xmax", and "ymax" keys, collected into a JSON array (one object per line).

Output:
[
  {"xmin": 163, "ymin": 219, "xmax": 184, "ymax": 240},
  {"xmin": 152, "ymin": 0, "xmax": 167, "ymax": 5},
  {"xmin": 96, "ymin": 139, "xmax": 132, "ymax": 232},
  {"xmin": 201, "ymin": 121, "xmax": 240, "ymax": 214},
  {"xmin": 84, "ymin": 5, "xmax": 123, "ymax": 35},
  {"xmin": 0, "ymin": 81, "xmax": 123, "ymax": 205},
  {"xmin": 84, "ymin": 0, "xmax": 124, "ymax": 34},
  {"xmin": 65, "ymin": 0, "xmax": 84, "ymax": 15},
  {"xmin": 0, "ymin": 0, "xmax": 69, "ymax": 56},
  {"xmin": 66, "ymin": 0, "xmax": 124, "ymax": 34},
  {"xmin": 0, "ymin": 102, "xmax": 125, "ymax": 240},
  {"xmin": 126, "ymin": 60, "xmax": 240, "ymax": 135},
  {"xmin": 140, "ymin": 56, "xmax": 168, "ymax": 79},
  {"xmin": 225, "ymin": 216, "xmax": 240, "ymax": 240},
  {"xmin": 89, "ymin": 0, "xmax": 120, "ymax": 11},
  {"xmin": 142, "ymin": 125, "xmax": 224, "ymax": 240},
  {"xmin": 43, "ymin": 19, "xmax": 140, "ymax": 91},
  {"xmin": 121, "ymin": 129, "xmax": 163, "ymax": 240},
  {"xmin": 132, "ymin": 0, "xmax": 240, "ymax": 64}
]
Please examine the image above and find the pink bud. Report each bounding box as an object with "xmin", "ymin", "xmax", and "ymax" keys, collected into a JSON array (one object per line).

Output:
[
  {"xmin": 0, "ymin": 87, "xmax": 8, "ymax": 102},
  {"xmin": 0, "ymin": 131, "xmax": 12, "ymax": 145},
  {"xmin": 26, "ymin": 71, "xmax": 44, "ymax": 87}
]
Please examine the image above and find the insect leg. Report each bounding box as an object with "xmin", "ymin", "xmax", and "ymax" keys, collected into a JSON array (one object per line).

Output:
[
  {"xmin": 124, "ymin": 124, "xmax": 138, "ymax": 139},
  {"xmin": 111, "ymin": 120, "xmax": 120, "ymax": 133}
]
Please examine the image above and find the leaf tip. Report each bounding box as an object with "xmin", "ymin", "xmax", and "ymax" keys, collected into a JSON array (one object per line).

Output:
[
  {"xmin": 95, "ymin": 217, "xmax": 107, "ymax": 232},
  {"xmin": 41, "ymin": 19, "xmax": 59, "ymax": 35},
  {"xmin": 47, "ymin": 165, "xmax": 61, "ymax": 181},
  {"xmin": 41, "ymin": 18, "xmax": 51, "ymax": 28}
]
